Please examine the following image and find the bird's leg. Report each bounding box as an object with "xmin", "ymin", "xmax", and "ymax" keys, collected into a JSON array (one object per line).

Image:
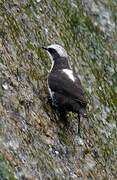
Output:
[
  {"xmin": 77, "ymin": 112, "xmax": 81, "ymax": 137},
  {"xmin": 59, "ymin": 110, "xmax": 67, "ymax": 121}
]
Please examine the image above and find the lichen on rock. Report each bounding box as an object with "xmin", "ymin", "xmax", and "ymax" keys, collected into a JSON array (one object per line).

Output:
[{"xmin": 0, "ymin": 0, "xmax": 116, "ymax": 179}]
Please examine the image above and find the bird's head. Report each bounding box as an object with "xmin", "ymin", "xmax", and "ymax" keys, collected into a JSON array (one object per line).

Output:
[{"xmin": 42, "ymin": 44, "xmax": 68, "ymax": 61}]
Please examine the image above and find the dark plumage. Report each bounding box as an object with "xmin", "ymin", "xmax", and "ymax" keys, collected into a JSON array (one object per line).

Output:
[{"xmin": 42, "ymin": 44, "xmax": 87, "ymax": 136}]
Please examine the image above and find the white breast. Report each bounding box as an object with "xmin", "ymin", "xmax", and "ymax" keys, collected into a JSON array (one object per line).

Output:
[{"xmin": 62, "ymin": 69, "xmax": 75, "ymax": 82}]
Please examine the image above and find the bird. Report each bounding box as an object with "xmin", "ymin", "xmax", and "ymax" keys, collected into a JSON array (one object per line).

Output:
[{"xmin": 42, "ymin": 44, "xmax": 87, "ymax": 136}]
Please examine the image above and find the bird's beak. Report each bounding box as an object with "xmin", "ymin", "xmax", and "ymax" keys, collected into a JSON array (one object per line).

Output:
[{"xmin": 41, "ymin": 46, "xmax": 48, "ymax": 51}]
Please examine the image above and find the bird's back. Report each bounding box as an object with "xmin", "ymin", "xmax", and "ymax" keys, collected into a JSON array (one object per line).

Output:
[{"xmin": 48, "ymin": 67, "xmax": 87, "ymax": 116}]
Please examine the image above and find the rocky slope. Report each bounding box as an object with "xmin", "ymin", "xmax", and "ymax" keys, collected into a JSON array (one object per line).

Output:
[{"xmin": 0, "ymin": 0, "xmax": 116, "ymax": 179}]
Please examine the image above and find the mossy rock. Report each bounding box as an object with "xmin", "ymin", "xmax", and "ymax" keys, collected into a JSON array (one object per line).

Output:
[{"xmin": 0, "ymin": 154, "xmax": 16, "ymax": 180}]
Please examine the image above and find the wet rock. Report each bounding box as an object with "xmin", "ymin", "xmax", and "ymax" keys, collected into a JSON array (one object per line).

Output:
[{"xmin": 83, "ymin": 0, "xmax": 115, "ymax": 36}]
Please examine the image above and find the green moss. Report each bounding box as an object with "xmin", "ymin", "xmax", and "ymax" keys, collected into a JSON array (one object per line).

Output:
[
  {"xmin": 0, "ymin": 153, "xmax": 16, "ymax": 180},
  {"xmin": 58, "ymin": 127, "xmax": 71, "ymax": 146},
  {"xmin": 0, "ymin": 0, "xmax": 116, "ymax": 179}
]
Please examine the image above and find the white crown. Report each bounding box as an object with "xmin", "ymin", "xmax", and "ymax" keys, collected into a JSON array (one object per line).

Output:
[{"xmin": 47, "ymin": 44, "xmax": 68, "ymax": 58}]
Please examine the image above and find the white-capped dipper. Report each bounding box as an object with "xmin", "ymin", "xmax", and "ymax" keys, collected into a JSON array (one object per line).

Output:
[{"xmin": 42, "ymin": 44, "xmax": 87, "ymax": 136}]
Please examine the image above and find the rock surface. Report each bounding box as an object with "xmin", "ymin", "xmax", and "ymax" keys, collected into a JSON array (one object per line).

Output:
[{"xmin": 0, "ymin": 0, "xmax": 116, "ymax": 179}]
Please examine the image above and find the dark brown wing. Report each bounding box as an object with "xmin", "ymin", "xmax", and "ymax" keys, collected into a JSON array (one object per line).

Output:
[{"xmin": 48, "ymin": 70, "xmax": 87, "ymax": 106}]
